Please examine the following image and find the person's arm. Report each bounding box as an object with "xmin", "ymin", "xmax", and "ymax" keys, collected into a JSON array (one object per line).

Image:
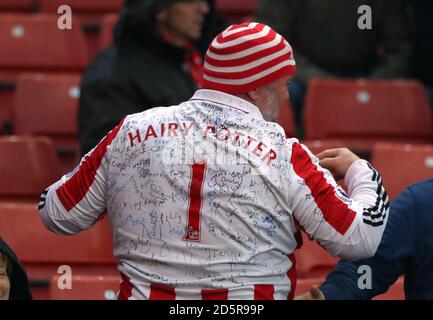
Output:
[
  {"xmin": 319, "ymin": 186, "xmax": 416, "ymax": 299},
  {"xmin": 289, "ymin": 143, "xmax": 389, "ymax": 261},
  {"xmin": 369, "ymin": 0, "xmax": 412, "ymax": 78},
  {"xmin": 38, "ymin": 118, "xmax": 126, "ymax": 235}
]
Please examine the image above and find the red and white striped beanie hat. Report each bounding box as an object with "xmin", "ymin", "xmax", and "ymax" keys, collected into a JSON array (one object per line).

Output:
[{"xmin": 203, "ymin": 22, "xmax": 296, "ymax": 94}]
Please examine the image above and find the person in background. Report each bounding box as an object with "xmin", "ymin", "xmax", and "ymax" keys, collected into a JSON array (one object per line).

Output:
[
  {"xmin": 256, "ymin": 0, "xmax": 412, "ymax": 131},
  {"xmin": 412, "ymin": 0, "xmax": 433, "ymax": 106},
  {"xmin": 0, "ymin": 237, "xmax": 32, "ymax": 300},
  {"xmin": 295, "ymin": 179, "xmax": 433, "ymax": 300},
  {"xmin": 79, "ymin": 0, "xmax": 227, "ymax": 155}
]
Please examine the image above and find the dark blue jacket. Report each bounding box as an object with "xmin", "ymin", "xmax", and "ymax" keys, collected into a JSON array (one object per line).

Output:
[{"xmin": 320, "ymin": 179, "xmax": 433, "ymax": 300}]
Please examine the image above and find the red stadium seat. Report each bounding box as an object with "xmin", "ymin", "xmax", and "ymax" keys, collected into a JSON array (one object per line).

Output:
[
  {"xmin": 0, "ymin": 14, "xmax": 88, "ymax": 130},
  {"xmin": 39, "ymin": 1, "xmax": 122, "ymax": 58},
  {"xmin": 0, "ymin": 202, "xmax": 117, "ymax": 299},
  {"xmin": 13, "ymin": 73, "xmax": 82, "ymax": 173},
  {"xmin": 304, "ymin": 79, "xmax": 433, "ymax": 153},
  {"xmin": 99, "ymin": 13, "xmax": 118, "ymax": 50},
  {"xmin": 39, "ymin": 0, "xmax": 123, "ymax": 13},
  {"xmin": 294, "ymin": 277, "xmax": 325, "ymax": 297},
  {"xmin": 302, "ymin": 140, "xmax": 346, "ymax": 157},
  {"xmin": 0, "ymin": 14, "xmax": 88, "ymax": 72},
  {"xmin": 276, "ymin": 101, "xmax": 295, "ymax": 138},
  {"xmin": 0, "ymin": 136, "xmax": 60, "ymax": 202},
  {"xmin": 0, "ymin": 0, "xmax": 35, "ymax": 12},
  {"xmin": 296, "ymin": 234, "xmax": 339, "ymax": 278},
  {"xmin": 50, "ymin": 275, "xmax": 120, "ymax": 300},
  {"xmin": 216, "ymin": 0, "xmax": 259, "ymax": 22},
  {"xmin": 373, "ymin": 277, "xmax": 405, "ymax": 300},
  {"xmin": 371, "ymin": 143, "xmax": 433, "ymax": 200},
  {"xmin": 0, "ymin": 203, "xmax": 115, "ymax": 265}
]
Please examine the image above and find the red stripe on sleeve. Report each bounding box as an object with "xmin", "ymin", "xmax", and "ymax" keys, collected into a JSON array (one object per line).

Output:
[
  {"xmin": 291, "ymin": 143, "xmax": 356, "ymax": 235},
  {"xmin": 56, "ymin": 118, "xmax": 126, "ymax": 211},
  {"xmin": 118, "ymin": 273, "xmax": 133, "ymax": 300},
  {"xmin": 149, "ymin": 283, "xmax": 176, "ymax": 300},
  {"xmin": 286, "ymin": 254, "xmax": 297, "ymax": 300},
  {"xmin": 201, "ymin": 288, "xmax": 229, "ymax": 300},
  {"xmin": 254, "ymin": 285, "xmax": 275, "ymax": 300}
]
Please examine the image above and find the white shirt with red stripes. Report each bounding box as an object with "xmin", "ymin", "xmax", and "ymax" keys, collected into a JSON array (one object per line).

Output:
[{"xmin": 39, "ymin": 89, "xmax": 389, "ymax": 300}]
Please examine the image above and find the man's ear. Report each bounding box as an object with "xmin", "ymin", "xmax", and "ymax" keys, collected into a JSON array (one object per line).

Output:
[{"xmin": 246, "ymin": 87, "xmax": 262, "ymax": 104}]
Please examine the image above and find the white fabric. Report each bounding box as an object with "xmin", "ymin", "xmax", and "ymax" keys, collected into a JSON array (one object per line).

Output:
[{"xmin": 39, "ymin": 89, "xmax": 388, "ymax": 299}]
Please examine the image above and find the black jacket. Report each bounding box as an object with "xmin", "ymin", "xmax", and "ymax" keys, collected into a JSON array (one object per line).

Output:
[
  {"xmin": 413, "ymin": 0, "xmax": 433, "ymax": 88},
  {"xmin": 0, "ymin": 237, "xmax": 32, "ymax": 300},
  {"xmin": 78, "ymin": 0, "xmax": 227, "ymax": 154},
  {"xmin": 257, "ymin": 0, "xmax": 413, "ymax": 85}
]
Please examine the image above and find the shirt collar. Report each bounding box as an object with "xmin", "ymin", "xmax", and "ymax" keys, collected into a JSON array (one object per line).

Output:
[{"xmin": 189, "ymin": 89, "xmax": 264, "ymax": 120}]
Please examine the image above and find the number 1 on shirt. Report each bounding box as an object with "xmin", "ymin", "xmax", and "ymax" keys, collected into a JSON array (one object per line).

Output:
[{"xmin": 183, "ymin": 160, "xmax": 206, "ymax": 242}]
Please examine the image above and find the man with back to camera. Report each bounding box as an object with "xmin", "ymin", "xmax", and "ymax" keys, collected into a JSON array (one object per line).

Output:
[{"xmin": 40, "ymin": 23, "xmax": 389, "ymax": 300}]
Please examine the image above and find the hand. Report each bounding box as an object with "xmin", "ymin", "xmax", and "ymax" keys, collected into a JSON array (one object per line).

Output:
[
  {"xmin": 316, "ymin": 148, "xmax": 360, "ymax": 181},
  {"xmin": 293, "ymin": 286, "xmax": 325, "ymax": 300}
]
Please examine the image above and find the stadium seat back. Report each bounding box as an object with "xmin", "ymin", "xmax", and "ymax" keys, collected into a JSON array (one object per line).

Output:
[
  {"xmin": 0, "ymin": 0, "xmax": 34, "ymax": 12},
  {"xmin": 295, "ymin": 234, "xmax": 339, "ymax": 278},
  {"xmin": 39, "ymin": 1, "xmax": 122, "ymax": 59},
  {"xmin": 295, "ymin": 277, "xmax": 325, "ymax": 297},
  {"xmin": 305, "ymin": 79, "xmax": 433, "ymax": 151},
  {"xmin": 302, "ymin": 140, "xmax": 346, "ymax": 157},
  {"xmin": 13, "ymin": 73, "xmax": 81, "ymax": 172},
  {"xmin": 216, "ymin": 0, "xmax": 259, "ymax": 22},
  {"xmin": 0, "ymin": 202, "xmax": 117, "ymax": 299},
  {"xmin": 0, "ymin": 136, "xmax": 60, "ymax": 200},
  {"xmin": 373, "ymin": 277, "xmax": 405, "ymax": 300},
  {"xmin": 0, "ymin": 14, "xmax": 88, "ymax": 71},
  {"xmin": 371, "ymin": 143, "xmax": 433, "ymax": 200},
  {"xmin": 0, "ymin": 202, "xmax": 115, "ymax": 263},
  {"xmin": 39, "ymin": 0, "xmax": 123, "ymax": 13},
  {"xmin": 13, "ymin": 74, "xmax": 80, "ymax": 136},
  {"xmin": 50, "ymin": 275, "xmax": 120, "ymax": 300}
]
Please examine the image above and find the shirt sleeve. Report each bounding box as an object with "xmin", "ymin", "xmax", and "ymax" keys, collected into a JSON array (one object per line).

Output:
[
  {"xmin": 38, "ymin": 117, "xmax": 126, "ymax": 235},
  {"xmin": 320, "ymin": 186, "xmax": 416, "ymax": 299},
  {"xmin": 289, "ymin": 142, "xmax": 389, "ymax": 260}
]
